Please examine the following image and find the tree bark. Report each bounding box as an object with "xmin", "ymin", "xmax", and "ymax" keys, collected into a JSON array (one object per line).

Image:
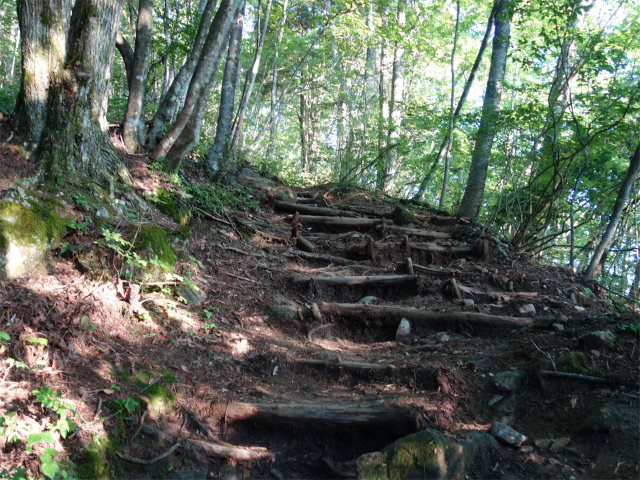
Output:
[
  {"xmin": 586, "ymin": 143, "xmax": 640, "ymax": 278},
  {"xmin": 376, "ymin": 8, "xmax": 390, "ymax": 191},
  {"xmin": 144, "ymin": 0, "xmax": 219, "ymax": 151},
  {"xmin": 115, "ymin": 31, "xmax": 134, "ymax": 90},
  {"xmin": 205, "ymin": 1, "xmax": 245, "ymax": 173},
  {"xmin": 457, "ymin": 0, "xmax": 514, "ymax": 220},
  {"xmin": 412, "ymin": 0, "xmax": 497, "ymax": 201},
  {"xmin": 16, "ymin": 0, "xmax": 125, "ymax": 186},
  {"xmin": 14, "ymin": 0, "xmax": 74, "ymax": 156},
  {"xmin": 150, "ymin": 0, "xmax": 242, "ymax": 169},
  {"xmin": 385, "ymin": 0, "xmax": 406, "ymax": 194},
  {"xmin": 122, "ymin": 0, "xmax": 154, "ymax": 152}
]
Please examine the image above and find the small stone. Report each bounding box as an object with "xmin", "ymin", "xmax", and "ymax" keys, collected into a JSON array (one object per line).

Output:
[
  {"xmin": 490, "ymin": 422, "xmax": 527, "ymax": 447},
  {"xmin": 358, "ymin": 296, "xmax": 378, "ymax": 305},
  {"xmin": 463, "ymin": 299, "xmax": 475, "ymax": 308},
  {"xmin": 574, "ymin": 305, "xmax": 586, "ymax": 311},
  {"xmin": 550, "ymin": 437, "xmax": 571, "ymax": 452},
  {"xmin": 494, "ymin": 370, "xmax": 526, "ymax": 392},
  {"xmin": 467, "ymin": 356, "xmax": 493, "ymax": 371},
  {"xmin": 552, "ymin": 323, "xmax": 565, "ymax": 331},
  {"xmin": 176, "ymin": 284, "xmax": 207, "ymax": 306},
  {"xmin": 96, "ymin": 207, "xmax": 110, "ymax": 218},
  {"xmin": 578, "ymin": 403, "xmax": 622, "ymax": 433},
  {"xmin": 437, "ymin": 333, "xmax": 451, "ymax": 342},
  {"xmin": 396, "ymin": 318, "xmax": 411, "ymax": 342},
  {"xmin": 556, "ymin": 314, "xmax": 569, "ymax": 323},
  {"xmin": 534, "ymin": 439, "xmax": 552, "ymax": 449},
  {"xmin": 520, "ymin": 445, "xmax": 534, "ymax": 453},
  {"xmin": 488, "ymin": 394, "xmax": 504, "ymax": 407},
  {"xmin": 518, "ymin": 304, "xmax": 536, "ymax": 316}
]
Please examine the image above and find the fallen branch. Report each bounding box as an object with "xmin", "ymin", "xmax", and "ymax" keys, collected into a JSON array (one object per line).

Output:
[
  {"xmin": 317, "ymin": 302, "xmax": 534, "ymax": 328},
  {"xmin": 196, "ymin": 207, "xmax": 232, "ymax": 225},
  {"xmin": 292, "ymin": 215, "xmax": 391, "ymax": 228},
  {"xmin": 539, "ymin": 371, "xmax": 607, "ymax": 383},
  {"xmin": 286, "ymin": 249, "xmax": 356, "ymax": 265},
  {"xmin": 378, "ymin": 225, "xmax": 452, "ymax": 239},
  {"xmin": 292, "ymin": 274, "xmax": 417, "ymax": 288}
]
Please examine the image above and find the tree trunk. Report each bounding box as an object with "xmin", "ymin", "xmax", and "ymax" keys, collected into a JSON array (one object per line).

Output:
[
  {"xmin": 298, "ymin": 94, "xmax": 309, "ymax": 171},
  {"xmin": 385, "ymin": 0, "xmax": 406, "ymax": 195},
  {"xmin": 412, "ymin": 0, "xmax": 497, "ymax": 201},
  {"xmin": 14, "ymin": 0, "xmax": 74, "ymax": 156},
  {"xmin": 229, "ymin": 0, "xmax": 273, "ymax": 156},
  {"xmin": 586, "ymin": 143, "xmax": 640, "ymax": 278},
  {"xmin": 122, "ymin": 0, "xmax": 154, "ymax": 152},
  {"xmin": 16, "ymin": 0, "xmax": 125, "ymax": 187},
  {"xmin": 205, "ymin": 2, "xmax": 245, "ymax": 173},
  {"xmin": 457, "ymin": 0, "xmax": 514, "ymax": 220},
  {"xmin": 115, "ymin": 31, "xmax": 134, "ymax": 89},
  {"xmin": 150, "ymin": 0, "xmax": 242, "ymax": 170},
  {"xmin": 376, "ymin": 9, "xmax": 390, "ymax": 191},
  {"xmin": 143, "ymin": 0, "xmax": 219, "ymax": 151}
]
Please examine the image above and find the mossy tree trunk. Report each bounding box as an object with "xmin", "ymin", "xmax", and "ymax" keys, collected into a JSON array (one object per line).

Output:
[{"xmin": 15, "ymin": 0, "xmax": 125, "ymax": 189}]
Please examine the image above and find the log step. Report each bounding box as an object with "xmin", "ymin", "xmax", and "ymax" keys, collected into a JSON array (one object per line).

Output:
[{"xmin": 276, "ymin": 201, "xmax": 360, "ymax": 217}]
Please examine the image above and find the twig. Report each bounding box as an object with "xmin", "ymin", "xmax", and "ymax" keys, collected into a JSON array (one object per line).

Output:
[
  {"xmin": 94, "ymin": 397, "xmax": 103, "ymax": 421},
  {"xmin": 532, "ymin": 341, "xmax": 557, "ymax": 371},
  {"xmin": 116, "ymin": 443, "xmax": 181, "ymax": 465},
  {"xmin": 221, "ymin": 246, "xmax": 265, "ymax": 258},
  {"xmin": 131, "ymin": 409, "xmax": 148, "ymax": 442},
  {"xmin": 540, "ymin": 371, "xmax": 607, "ymax": 382},
  {"xmin": 222, "ymin": 401, "xmax": 230, "ymax": 441},
  {"xmin": 196, "ymin": 207, "xmax": 231, "ymax": 225},
  {"xmin": 225, "ymin": 272, "xmax": 257, "ymax": 283}
]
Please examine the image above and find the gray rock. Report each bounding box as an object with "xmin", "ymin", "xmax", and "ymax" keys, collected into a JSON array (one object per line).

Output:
[
  {"xmin": 241, "ymin": 168, "xmax": 262, "ymax": 178},
  {"xmin": 437, "ymin": 333, "xmax": 451, "ymax": 342},
  {"xmin": 467, "ymin": 356, "xmax": 493, "ymax": 371},
  {"xmin": 488, "ymin": 395, "xmax": 504, "ymax": 407},
  {"xmin": 578, "ymin": 331, "xmax": 616, "ymax": 351},
  {"xmin": 396, "ymin": 318, "xmax": 411, "ymax": 342},
  {"xmin": 494, "ymin": 370, "xmax": 526, "ymax": 392},
  {"xmin": 552, "ymin": 323, "xmax": 565, "ymax": 331},
  {"xmin": 357, "ymin": 296, "xmax": 378, "ymax": 305},
  {"xmin": 95, "ymin": 207, "xmax": 110, "ymax": 218},
  {"xmin": 267, "ymin": 303, "xmax": 299, "ymax": 323},
  {"xmin": 490, "ymin": 422, "xmax": 527, "ymax": 447},
  {"xmin": 578, "ymin": 403, "xmax": 622, "ymax": 433},
  {"xmin": 463, "ymin": 299, "xmax": 475, "ymax": 308},
  {"xmin": 550, "ymin": 437, "xmax": 571, "ymax": 452},
  {"xmin": 176, "ymin": 284, "xmax": 207, "ymax": 306},
  {"xmin": 518, "ymin": 304, "xmax": 536, "ymax": 316},
  {"xmin": 356, "ymin": 429, "xmax": 498, "ymax": 480}
]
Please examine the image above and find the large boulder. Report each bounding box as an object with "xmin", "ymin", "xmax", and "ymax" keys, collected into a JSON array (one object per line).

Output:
[
  {"xmin": 356, "ymin": 429, "xmax": 497, "ymax": 480},
  {"xmin": 0, "ymin": 188, "xmax": 74, "ymax": 279}
]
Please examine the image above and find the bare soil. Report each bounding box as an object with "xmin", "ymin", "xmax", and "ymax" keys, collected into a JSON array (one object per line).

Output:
[{"xmin": 0, "ymin": 120, "xmax": 638, "ymax": 479}]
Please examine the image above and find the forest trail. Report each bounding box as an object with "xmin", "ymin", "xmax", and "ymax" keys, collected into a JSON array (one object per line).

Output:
[{"xmin": 0, "ymin": 156, "xmax": 639, "ymax": 479}]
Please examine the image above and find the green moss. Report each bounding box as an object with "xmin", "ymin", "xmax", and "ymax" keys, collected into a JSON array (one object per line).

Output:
[
  {"xmin": 75, "ymin": 436, "xmax": 119, "ymax": 480},
  {"xmin": 557, "ymin": 352, "xmax": 591, "ymax": 374},
  {"xmin": 155, "ymin": 188, "xmax": 192, "ymax": 226},
  {"xmin": 392, "ymin": 205, "xmax": 419, "ymax": 225},
  {"xmin": 133, "ymin": 225, "xmax": 177, "ymax": 281}
]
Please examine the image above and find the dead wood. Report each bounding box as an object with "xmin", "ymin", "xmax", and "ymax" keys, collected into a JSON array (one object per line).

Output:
[
  {"xmin": 405, "ymin": 258, "xmax": 414, "ymax": 276},
  {"xmin": 449, "ymin": 278, "xmax": 462, "ymax": 300},
  {"xmin": 310, "ymin": 302, "xmax": 323, "ymax": 321},
  {"xmin": 454, "ymin": 284, "xmax": 539, "ymax": 302},
  {"xmin": 375, "ymin": 239, "xmax": 480, "ymax": 257},
  {"xmin": 208, "ymin": 402, "xmax": 417, "ymax": 435},
  {"xmin": 292, "ymin": 274, "xmax": 417, "ymax": 288},
  {"xmin": 290, "ymin": 215, "xmax": 392, "ymax": 228},
  {"xmin": 275, "ymin": 200, "xmax": 360, "ymax": 217},
  {"xmin": 416, "ymin": 215, "xmax": 464, "ymax": 225},
  {"xmin": 378, "ymin": 225, "xmax": 452, "ymax": 239},
  {"xmin": 116, "ymin": 443, "xmax": 181, "ymax": 465},
  {"xmin": 301, "ymin": 358, "xmax": 396, "ymax": 372},
  {"xmin": 295, "ymin": 236, "xmax": 316, "ymax": 253},
  {"xmin": 317, "ymin": 302, "xmax": 534, "ymax": 328},
  {"xmin": 395, "ymin": 263, "xmax": 475, "ymax": 278},
  {"xmin": 296, "ymin": 192, "xmax": 314, "ymax": 198},
  {"xmin": 286, "ymin": 249, "xmax": 356, "ymax": 265},
  {"xmin": 539, "ymin": 371, "xmax": 607, "ymax": 383},
  {"xmin": 296, "ymin": 197, "xmax": 316, "ymax": 204},
  {"xmin": 139, "ymin": 424, "xmax": 274, "ymax": 462}
]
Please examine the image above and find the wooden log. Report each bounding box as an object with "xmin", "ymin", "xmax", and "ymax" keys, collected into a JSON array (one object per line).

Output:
[
  {"xmin": 377, "ymin": 240, "xmax": 479, "ymax": 257},
  {"xmin": 208, "ymin": 402, "xmax": 417, "ymax": 435},
  {"xmin": 301, "ymin": 358, "xmax": 396, "ymax": 373},
  {"xmin": 291, "ymin": 215, "xmax": 392, "ymax": 228},
  {"xmin": 292, "ymin": 274, "xmax": 417, "ymax": 288},
  {"xmin": 296, "ymin": 197, "xmax": 316, "ymax": 204},
  {"xmin": 405, "ymin": 258, "xmax": 414, "ymax": 276},
  {"xmin": 295, "ymin": 236, "xmax": 316, "ymax": 253},
  {"xmin": 449, "ymin": 278, "xmax": 462, "ymax": 300},
  {"xmin": 296, "ymin": 192, "xmax": 314, "ymax": 198},
  {"xmin": 317, "ymin": 302, "xmax": 534, "ymax": 328},
  {"xmin": 378, "ymin": 225, "xmax": 452, "ymax": 239},
  {"xmin": 395, "ymin": 262, "xmax": 475, "ymax": 278},
  {"xmin": 286, "ymin": 249, "xmax": 356, "ymax": 266},
  {"xmin": 275, "ymin": 200, "xmax": 360, "ymax": 217}
]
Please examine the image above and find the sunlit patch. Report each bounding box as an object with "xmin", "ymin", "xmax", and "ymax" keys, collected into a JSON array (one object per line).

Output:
[{"xmin": 227, "ymin": 333, "xmax": 252, "ymax": 357}]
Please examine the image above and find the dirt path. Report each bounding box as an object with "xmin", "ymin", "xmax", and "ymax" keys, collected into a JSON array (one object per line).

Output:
[{"xmin": 1, "ymin": 168, "xmax": 639, "ymax": 479}]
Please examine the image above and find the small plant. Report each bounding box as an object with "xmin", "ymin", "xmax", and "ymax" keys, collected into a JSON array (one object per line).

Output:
[
  {"xmin": 0, "ymin": 331, "xmax": 9, "ymax": 346},
  {"xmin": 28, "ymin": 336, "xmax": 48, "ymax": 348},
  {"xmin": 0, "ymin": 465, "xmax": 27, "ymax": 480},
  {"xmin": 33, "ymin": 387, "xmax": 78, "ymax": 439},
  {"xmin": 202, "ymin": 322, "xmax": 218, "ymax": 334},
  {"xmin": 59, "ymin": 242, "xmax": 75, "ymax": 256},
  {"xmin": 81, "ymin": 315, "xmax": 97, "ymax": 333},
  {"xmin": 72, "ymin": 194, "xmax": 89, "ymax": 209},
  {"xmin": 620, "ymin": 322, "xmax": 640, "ymax": 335}
]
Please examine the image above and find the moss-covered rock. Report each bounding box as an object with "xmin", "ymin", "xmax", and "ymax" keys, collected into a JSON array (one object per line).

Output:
[
  {"xmin": 578, "ymin": 331, "xmax": 616, "ymax": 351},
  {"xmin": 578, "ymin": 403, "xmax": 622, "ymax": 433},
  {"xmin": 264, "ymin": 187, "xmax": 296, "ymax": 203},
  {"xmin": 133, "ymin": 225, "xmax": 177, "ymax": 282},
  {"xmin": 155, "ymin": 188, "xmax": 192, "ymax": 226},
  {"xmin": 356, "ymin": 429, "xmax": 497, "ymax": 480},
  {"xmin": 0, "ymin": 188, "xmax": 74, "ymax": 279},
  {"xmin": 392, "ymin": 205, "xmax": 419, "ymax": 225},
  {"xmin": 557, "ymin": 352, "xmax": 591, "ymax": 374}
]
